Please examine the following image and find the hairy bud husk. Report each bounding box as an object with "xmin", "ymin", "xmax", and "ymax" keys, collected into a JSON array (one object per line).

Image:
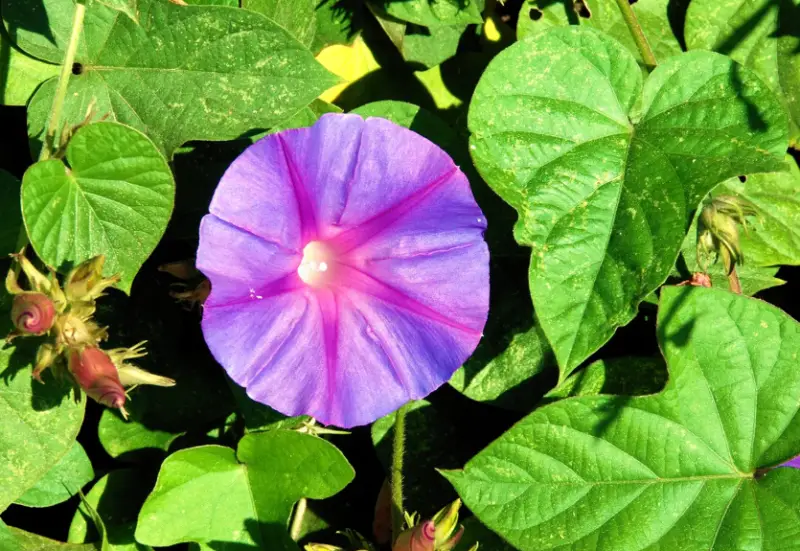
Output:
[{"xmin": 64, "ymin": 255, "xmax": 120, "ymax": 303}]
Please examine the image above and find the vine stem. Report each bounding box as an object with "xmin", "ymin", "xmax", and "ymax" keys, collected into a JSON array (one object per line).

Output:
[
  {"xmin": 391, "ymin": 402, "xmax": 411, "ymax": 543},
  {"xmin": 41, "ymin": 1, "xmax": 86, "ymax": 162},
  {"xmin": 14, "ymin": 0, "xmax": 86, "ymax": 255},
  {"xmin": 613, "ymin": 0, "xmax": 657, "ymax": 68}
]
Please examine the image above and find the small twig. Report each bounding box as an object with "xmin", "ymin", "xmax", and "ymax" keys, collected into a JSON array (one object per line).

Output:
[{"xmin": 613, "ymin": 0, "xmax": 657, "ymax": 68}]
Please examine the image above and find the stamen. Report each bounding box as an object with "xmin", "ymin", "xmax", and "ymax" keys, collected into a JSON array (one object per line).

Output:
[{"xmin": 297, "ymin": 241, "xmax": 335, "ymax": 287}]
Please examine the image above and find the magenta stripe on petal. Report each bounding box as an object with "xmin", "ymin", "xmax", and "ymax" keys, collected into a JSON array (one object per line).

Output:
[{"xmin": 198, "ymin": 113, "xmax": 489, "ymax": 428}]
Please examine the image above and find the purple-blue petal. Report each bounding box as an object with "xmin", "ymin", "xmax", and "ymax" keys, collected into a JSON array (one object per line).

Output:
[{"xmin": 197, "ymin": 113, "xmax": 489, "ymax": 428}]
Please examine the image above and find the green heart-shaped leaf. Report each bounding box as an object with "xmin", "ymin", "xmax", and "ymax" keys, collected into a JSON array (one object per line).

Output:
[
  {"xmin": 445, "ymin": 286, "xmax": 800, "ymax": 550},
  {"xmin": 0, "ymin": 28, "xmax": 58, "ymax": 106},
  {"xmin": 135, "ymin": 431, "xmax": 354, "ymax": 550},
  {"xmin": 0, "ymin": 352, "xmax": 86, "ymax": 512},
  {"xmin": 469, "ymin": 27, "xmax": 788, "ymax": 376},
  {"xmin": 685, "ymin": 0, "xmax": 800, "ymax": 143},
  {"xmin": 21, "ymin": 121, "xmax": 174, "ymax": 292},
  {"xmin": 7, "ymin": 0, "xmax": 337, "ymax": 156},
  {"xmin": 69, "ymin": 469, "xmax": 155, "ymax": 551},
  {"xmin": 15, "ymin": 441, "xmax": 94, "ymax": 508}
]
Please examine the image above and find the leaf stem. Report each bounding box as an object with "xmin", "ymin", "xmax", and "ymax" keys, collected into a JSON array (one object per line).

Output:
[
  {"xmin": 613, "ymin": 0, "xmax": 657, "ymax": 68},
  {"xmin": 728, "ymin": 267, "xmax": 742, "ymax": 294},
  {"xmin": 391, "ymin": 402, "xmax": 410, "ymax": 543},
  {"xmin": 41, "ymin": 1, "xmax": 86, "ymax": 161},
  {"xmin": 289, "ymin": 497, "xmax": 307, "ymax": 541}
]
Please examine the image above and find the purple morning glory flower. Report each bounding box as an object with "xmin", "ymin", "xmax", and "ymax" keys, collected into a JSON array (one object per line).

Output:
[{"xmin": 196, "ymin": 114, "xmax": 489, "ymax": 428}]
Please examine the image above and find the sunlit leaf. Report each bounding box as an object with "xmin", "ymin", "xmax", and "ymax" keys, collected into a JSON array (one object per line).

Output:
[
  {"xmin": 685, "ymin": 0, "xmax": 800, "ymax": 143},
  {"xmin": 8, "ymin": 0, "xmax": 337, "ymax": 156},
  {"xmin": 135, "ymin": 432, "xmax": 354, "ymax": 550},
  {"xmin": 21, "ymin": 122, "xmax": 174, "ymax": 292},
  {"xmin": 715, "ymin": 157, "xmax": 800, "ymax": 267},
  {"xmin": 518, "ymin": 0, "xmax": 682, "ymax": 67},
  {"xmin": 446, "ymin": 286, "xmax": 800, "ymax": 550},
  {"xmin": 0, "ymin": 28, "xmax": 58, "ymax": 106},
  {"xmin": 0, "ymin": 352, "xmax": 85, "ymax": 512},
  {"xmin": 469, "ymin": 27, "xmax": 787, "ymax": 376},
  {"xmin": 370, "ymin": 0, "xmax": 483, "ymax": 27},
  {"xmin": 242, "ymin": 0, "xmax": 316, "ymax": 47},
  {"xmin": 15, "ymin": 441, "xmax": 94, "ymax": 508}
]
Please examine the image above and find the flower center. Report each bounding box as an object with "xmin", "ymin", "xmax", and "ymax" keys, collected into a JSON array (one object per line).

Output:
[{"xmin": 297, "ymin": 241, "xmax": 335, "ymax": 287}]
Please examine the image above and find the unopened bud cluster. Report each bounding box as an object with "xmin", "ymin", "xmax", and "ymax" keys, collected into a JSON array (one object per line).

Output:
[
  {"xmin": 6, "ymin": 251, "xmax": 175, "ymax": 417},
  {"xmin": 393, "ymin": 499, "xmax": 473, "ymax": 551},
  {"xmin": 305, "ymin": 498, "xmax": 476, "ymax": 551},
  {"xmin": 696, "ymin": 195, "xmax": 757, "ymax": 275}
]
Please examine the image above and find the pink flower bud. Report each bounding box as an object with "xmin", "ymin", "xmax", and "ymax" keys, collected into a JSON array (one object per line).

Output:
[
  {"xmin": 68, "ymin": 347, "xmax": 127, "ymax": 413},
  {"xmin": 11, "ymin": 293, "xmax": 56, "ymax": 335},
  {"xmin": 393, "ymin": 521, "xmax": 435, "ymax": 551}
]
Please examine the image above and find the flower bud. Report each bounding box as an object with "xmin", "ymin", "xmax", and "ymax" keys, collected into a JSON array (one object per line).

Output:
[
  {"xmin": 68, "ymin": 347, "xmax": 127, "ymax": 415},
  {"xmin": 33, "ymin": 343, "xmax": 60, "ymax": 381},
  {"xmin": 56, "ymin": 312, "xmax": 106, "ymax": 348},
  {"xmin": 11, "ymin": 293, "xmax": 56, "ymax": 335},
  {"xmin": 394, "ymin": 499, "xmax": 465, "ymax": 551},
  {"xmin": 696, "ymin": 195, "xmax": 756, "ymax": 275},
  {"xmin": 430, "ymin": 499, "xmax": 464, "ymax": 550},
  {"xmin": 393, "ymin": 521, "xmax": 435, "ymax": 551},
  {"xmin": 64, "ymin": 255, "xmax": 120, "ymax": 303}
]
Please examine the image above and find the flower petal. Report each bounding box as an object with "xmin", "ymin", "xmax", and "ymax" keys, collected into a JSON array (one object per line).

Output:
[
  {"xmin": 338, "ymin": 169, "xmax": 489, "ymax": 332},
  {"xmin": 276, "ymin": 114, "xmax": 460, "ymax": 240},
  {"xmin": 198, "ymin": 114, "xmax": 490, "ymax": 427},
  {"xmin": 197, "ymin": 215, "xmax": 301, "ymax": 304},
  {"xmin": 207, "ymin": 133, "xmax": 311, "ymax": 250},
  {"xmin": 205, "ymin": 284, "xmax": 482, "ymax": 428}
]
